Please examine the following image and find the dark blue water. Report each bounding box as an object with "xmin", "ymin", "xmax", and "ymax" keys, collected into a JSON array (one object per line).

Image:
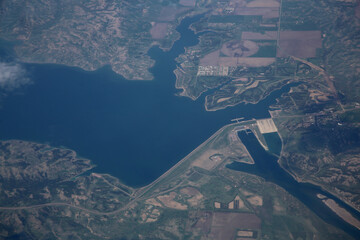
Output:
[
  {"xmin": 228, "ymin": 131, "xmax": 360, "ymax": 239},
  {"xmin": 0, "ymin": 14, "xmax": 292, "ymax": 187},
  {"xmin": 1, "ymin": 13, "xmax": 360, "ymax": 238}
]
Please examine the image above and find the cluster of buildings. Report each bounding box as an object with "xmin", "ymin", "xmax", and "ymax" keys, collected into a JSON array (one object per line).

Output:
[{"xmin": 197, "ymin": 65, "xmax": 229, "ymax": 76}]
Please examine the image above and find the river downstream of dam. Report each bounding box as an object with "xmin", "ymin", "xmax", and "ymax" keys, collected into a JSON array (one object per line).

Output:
[{"xmin": 228, "ymin": 131, "xmax": 360, "ymax": 238}]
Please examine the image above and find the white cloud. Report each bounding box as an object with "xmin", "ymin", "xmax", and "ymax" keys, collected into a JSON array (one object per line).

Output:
[{"xmin": 0, "ymin": 62, "xmax": 30, "ymax": 91}]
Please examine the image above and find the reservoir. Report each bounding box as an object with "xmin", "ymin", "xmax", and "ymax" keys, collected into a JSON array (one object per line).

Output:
[
  {"xmin": 0, "ymin": 14, "xmax": 289, "ymax": 187},
  {"xmin": 1, "ymin": 14, "xmax": 360, "ymax": 237}
]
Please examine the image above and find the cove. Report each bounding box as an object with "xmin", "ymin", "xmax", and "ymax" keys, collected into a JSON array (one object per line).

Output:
[
  {"xmin": 1, "ymin": 13, "xmax": 360, "ymax": 239},
  {"xmin": 227, "ymin": 131, "xmax": 360, "ymax": 238},
  {"xmin": 0, "ymin": 14, "xmax": 292, "ymax": 187}
]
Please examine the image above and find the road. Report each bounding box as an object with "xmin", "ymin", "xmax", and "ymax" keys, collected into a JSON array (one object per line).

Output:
[{"xmin": 0, "ymin": 123, "xmax": 236, "ymax": 216}]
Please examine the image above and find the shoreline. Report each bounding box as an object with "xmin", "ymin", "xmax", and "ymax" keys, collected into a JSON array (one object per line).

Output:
[{"xmin": 322, "ymin": 198, "xmax": 360, "ymax": 230}]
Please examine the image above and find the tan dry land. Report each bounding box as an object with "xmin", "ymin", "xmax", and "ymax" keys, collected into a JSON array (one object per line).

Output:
[
  {"xmin": 246, "ymin": 0, "xmax": 280, "ymax": 7},
  {"xmin": 228, "ymin": 196, "xmax": 246, "ymax": 209},
  {"xmin": 157, "ymin": 192, "xmax": 188, "ymax": 210},
  {"xmin": 233, "ymin": 80, "xmax": 266, "ymax": 95},
  {"xmin": 200, "ymin": 40, "xmax": 264, "ymax": 66},
  {"xmin": 234, "ymin": 195, "xmax": 245, "ymax": 209},
  {"xmin": 309, "ymin": 89, "xmax": 331, "ymax": 103},
  {"xmin": 209, "ymin": 212, "xmax": 261, "ymax": 239},
  {"xmin": 191, "ymin": 150, "xmax": 223, "ymax": 170},
  {"xmin": 179, "ymin": 0, "xmax": 196, "ymax": 7},
  {"xmin": 219, "ymin": 57, "xmax": 276, "ymax": 67},
  {"xmin": 247, "ymin": 195, "xmax": 263, "ymax": 206},
  {"xmin": 150, "ymin": 22, "xmax": 169, "ymax": 39},
  {"xmin": 157, "ymin": 6, "xmax": 189, "ymax": 22},
  {"xmin": 278, "ymin": 31, "xmax": 322, "ymax": 58},
  {"xmin": 180, "ymin": 187, "xmax": 204, "ymax": 207},
  {"xmin": 323, "ymin": 198, "xmax": 360, "ymax": 230},
  {"xmin": 234, "ymin": 7, "xmax": 279, "ymax": 18},
  {"xmin": 256, "ymin": 118, "xmax": 278, "ymax": 133},
  {"xmin": 237, "ymin": 230, "xmax": 253, "ymax": 237},
  {"xmin": 145, "ymin": 198, "xmax": 163, "ymax": 207},
  {"xmin": 229, "ymin": 0, "xmax": 247, "ymax": 4},
  {"xmin": 220, "ymin": 40, "xmax": 259, "ymax": 57},
  {"xmin": 217, "ymin": 97, "xmax": 232, "ymax": 103},
  {"xmin": 199, "ymin": 50, "xmax": 220, "ymax": 65},
  {"xmin": 241, "ymin": 31, "xmax": 277, "ymax": 40}
]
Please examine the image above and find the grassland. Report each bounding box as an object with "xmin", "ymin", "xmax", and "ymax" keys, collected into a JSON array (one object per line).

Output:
[
  {"xmin": 273, "ymin": 108, "xmax": 360, "ymax": 212},
  {"xmin": 0, "ymin": 0, "xmax": 198, "ymax": 80},
  {"xmin": 0, "ymin": 120, "xmax": 353, "ymax": 239}
]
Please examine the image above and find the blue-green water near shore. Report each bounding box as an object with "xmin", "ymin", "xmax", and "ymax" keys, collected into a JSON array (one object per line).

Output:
[
  {"xmin": 263, "ymin": 132, "xmax": 282, "ymax": 156},
  {"xmin": 1, "ymin": 14, "xmax": 360, "ymax": 237}
]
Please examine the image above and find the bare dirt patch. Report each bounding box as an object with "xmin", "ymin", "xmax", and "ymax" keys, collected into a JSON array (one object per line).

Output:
[
  {"xmin": 180, "ymin": 187, "xmax": 204, "ymax": 207},
  {"xmin": 140, "ymin": 206, "xmax": 161, "ymax": 223},
  {"xmin": 240, "ymin": 189, "xmax": 253, "ymax": 197},
  {"xmin": 273, "ymin": 199, "xmax": 285, "ymax": 213},
  {"xmin": 237, "ymin": 230, "xmax": 253, "ymax": 237},
  {"xmin": 157, "ymin": 192, "xmax": 188, "ymax": 210},
  {"xmin": 146, "ymin": 217, "xmax": 157, "ymax": 223},
  {"xmin": 217, "ymin": 97, "xmax": 231, "ymax": 103},
  {"xmin": 191, "ymin": 150, "xmax": 223, "ymax": 170},
  {"xmin": 278, "ymin": 31, "xmax": 322, "ymax": 58},
  {"xmin": 145, "ymin": 198, "xmax": 163, "ymax": 207},
  {"xmin": 247, "ymin": 195, "xmax": 263, "ymax": 206},
  {"xmin": 323, "ymin": 198, "xmax": 360, "ymax": 230},
  {"xmin": 200, "ymin": 50, "xmax": 220, "ymax": 65},
  {"xmin": 309, "ymin": 89, "xmax": 331, "ymax": 103},
  {"xmin": 150, "ymin": 22, "xmax": 169, "ymax": 39}
]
